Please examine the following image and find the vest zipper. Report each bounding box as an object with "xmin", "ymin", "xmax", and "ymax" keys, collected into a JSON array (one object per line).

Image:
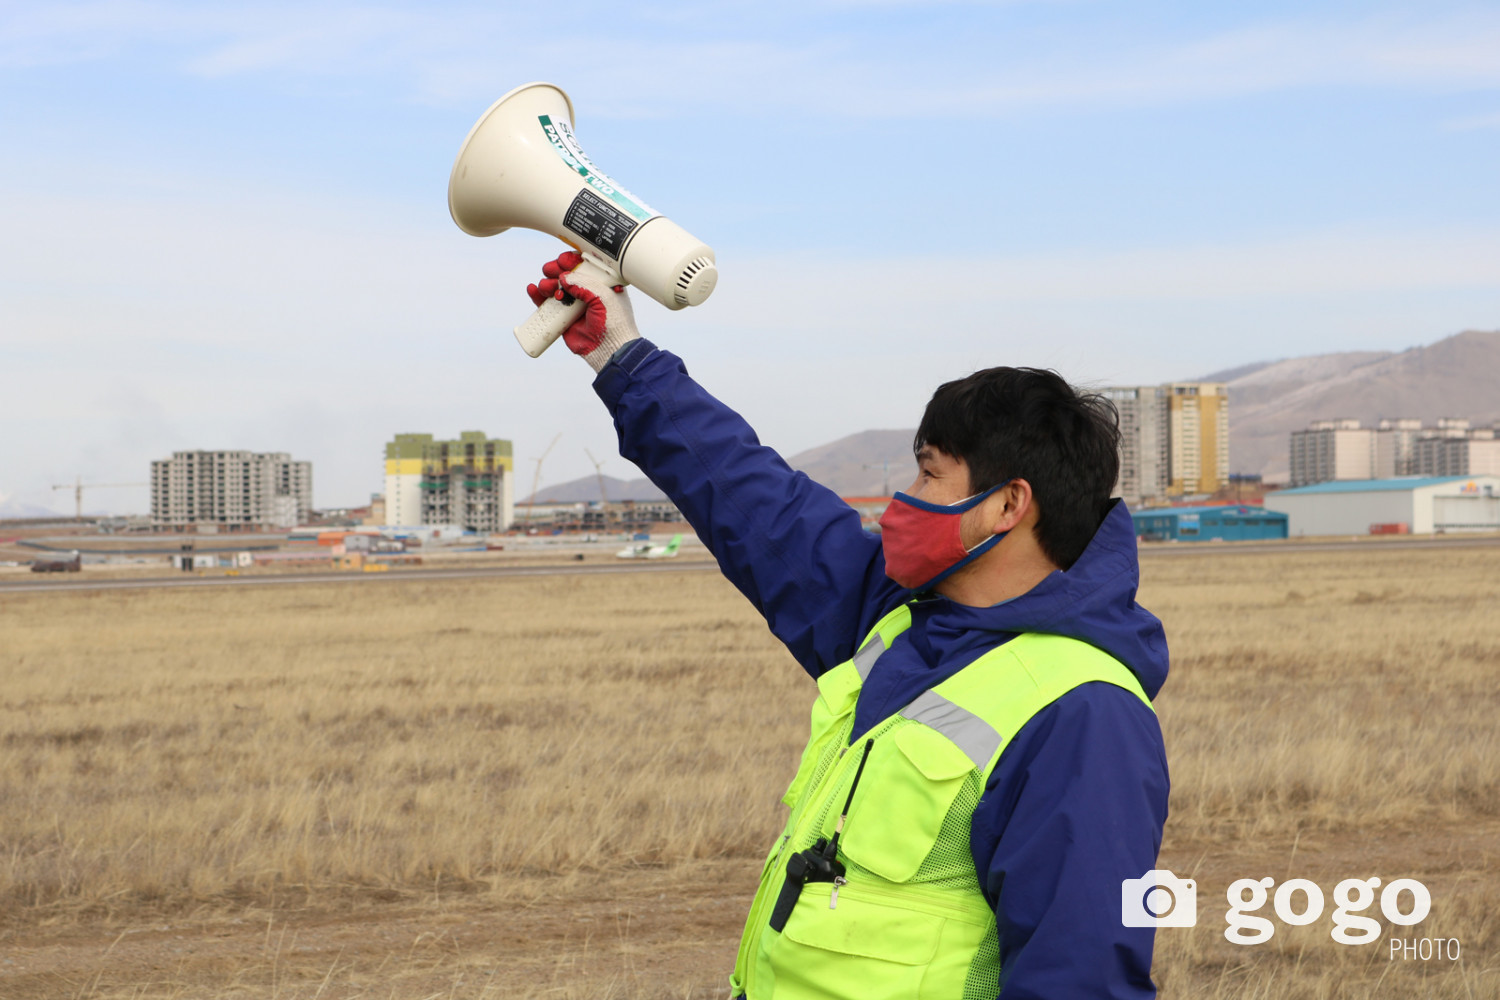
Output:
[
  {"xmin": 804, "ymin": 718, "xmax": 899, "ymax": 844},
  {"xmin": 824, "ymin": 739, "xmax": 874, "ymax": 862},
  {"xmin": 767, "ymin": 739, "xmax": 873, "ymax": 928},
  {"xmin": 739, "ymin": 718, "xmax": 866, "ymax": 997}
]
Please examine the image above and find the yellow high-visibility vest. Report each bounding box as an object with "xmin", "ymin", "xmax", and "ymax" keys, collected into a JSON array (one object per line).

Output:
[{"xmin": 731, "ymin": 604, "xmax": 1154, "ymax": 1000}]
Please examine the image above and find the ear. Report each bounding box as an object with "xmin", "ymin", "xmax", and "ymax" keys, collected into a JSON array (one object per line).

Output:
[{"xmin": 984, "ymin": 480, "xmax": 1034, "ymax": 534}]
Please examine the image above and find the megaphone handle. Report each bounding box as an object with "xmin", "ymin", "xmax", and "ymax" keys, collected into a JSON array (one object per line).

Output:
[{"xmin": 514, "ymin": 295, "xmax": 586, "ymax": 358}]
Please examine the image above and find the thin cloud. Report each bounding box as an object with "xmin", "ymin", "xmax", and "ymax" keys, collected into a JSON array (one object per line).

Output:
[
  {"xmin": 1442, "ymin": 110, "xmax": 1500, "ymax": 131},
  {"xmin": 7, "ymin": 167, "xmax": 1497, "ymax": 507},
  {"xmin": 823, "ymin": 0, "xmax": 1060, "ymax": 6},
  {"xmin": 4, "ymin": 4, "xmax": 1499, "ymax": 116}
]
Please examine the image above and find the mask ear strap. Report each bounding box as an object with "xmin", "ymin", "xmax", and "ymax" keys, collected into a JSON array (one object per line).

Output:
[
  {"xmin": 963, "ymin": 529, "xmax": 1005, "ymax": 558},
  {"xmin": 920, "ymin": 529, "xmax": 1006, "ymax": 590},
  {"xmin": 955, "ymin": 479, "xmax": 1011, "ymax": 511}
]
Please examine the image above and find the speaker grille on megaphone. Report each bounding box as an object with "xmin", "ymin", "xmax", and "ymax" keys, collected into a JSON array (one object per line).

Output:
[{"xmin": 449, "ymin": 83, "xmax": 719, "ymax": 349}]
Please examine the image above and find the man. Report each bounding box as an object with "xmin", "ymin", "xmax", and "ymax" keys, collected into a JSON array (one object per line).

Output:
[{"xmin": 526, "ymin": 254, "xmax": 1170, "ymax": 999}]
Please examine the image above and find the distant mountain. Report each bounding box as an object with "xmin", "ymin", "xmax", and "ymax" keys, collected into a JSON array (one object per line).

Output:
[
  {"xmin": 528, "ymin": 473, "xmax": 666, "ymax": 504},
  {"xmin": 1198, "ymin": 359, "xmax": 1283, "ymax": 384},
  {"xmin": 527, "ymin": 429, "xmax": 919, "ymax": 503},
  {"xmin": 0, "ymin": 494, "xmax": 63, "ymax": 519},
  {"xmin": 783, "ymin": 429, "xmax": 917, "ymax": 497},
  {"xmin": 527, "ymin": 329, "xmax": 1500, "ymax": 501},
  {"xmin": 1214, "ymin": 330, "xmax": 1500, "ymax": 483}
]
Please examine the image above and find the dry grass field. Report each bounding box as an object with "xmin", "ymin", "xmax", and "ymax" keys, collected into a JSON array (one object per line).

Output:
[{"xmin": 2, "ymin": 543, "xmax": 1497, "ymax": 998}]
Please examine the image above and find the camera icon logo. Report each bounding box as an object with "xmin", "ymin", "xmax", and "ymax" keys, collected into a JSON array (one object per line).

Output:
[{"xmin": 1122, "ymin": 869, "xmax": 1197, "ymax": 927}]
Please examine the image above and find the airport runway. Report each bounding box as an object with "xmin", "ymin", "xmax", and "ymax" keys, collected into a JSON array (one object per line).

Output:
[
  {"xmin": 4, "ymin": 533, "xmax": 1499, "ymax": 596},
  {"xmin": 0, "ymin": 559, "xmax": 724, "ymax": 595},
  {"xmin": 1135, "ymin": 534, "xmax": 1500, "ymax": 557}
]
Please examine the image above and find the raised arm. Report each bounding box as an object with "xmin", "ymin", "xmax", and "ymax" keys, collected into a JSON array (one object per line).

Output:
[{"xmin": 537, "ymin": 256, "xmax": 907, "ymax": 675}]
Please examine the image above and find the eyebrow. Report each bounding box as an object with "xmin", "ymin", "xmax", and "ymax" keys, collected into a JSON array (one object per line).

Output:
[{"xmin": 915, "ymin": 447, "xmax": 935, "ymax": 464}]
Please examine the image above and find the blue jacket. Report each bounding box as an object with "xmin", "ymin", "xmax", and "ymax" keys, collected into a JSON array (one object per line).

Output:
[{"xmin": 595, "ymin": 339, "xmax": 1171, "ymax": 1000}]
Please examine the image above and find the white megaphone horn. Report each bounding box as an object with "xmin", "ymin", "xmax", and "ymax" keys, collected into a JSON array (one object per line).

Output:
[{"xmin": 448, "ymin": 82, "xmax": 719, "ymax": 358}]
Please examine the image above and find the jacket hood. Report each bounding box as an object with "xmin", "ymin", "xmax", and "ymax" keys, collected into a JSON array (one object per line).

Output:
[{"xmin": 922, "ymin": 500, "xmax": 1169, "ymax": 699}]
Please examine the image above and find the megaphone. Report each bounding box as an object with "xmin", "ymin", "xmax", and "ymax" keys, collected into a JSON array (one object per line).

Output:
[{"xmin": 448, "ymin": 82, "xmax": 719, "ymax": 357}]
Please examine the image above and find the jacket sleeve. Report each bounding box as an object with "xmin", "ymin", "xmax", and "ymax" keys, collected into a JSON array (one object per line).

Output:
[
  {"xmin": 969, "ymin": 683, "xmax": 1170, "ymax": 1000},
  {"xmin": 593, "ymin": 339, "xmax": 908, "ymax": 676}
]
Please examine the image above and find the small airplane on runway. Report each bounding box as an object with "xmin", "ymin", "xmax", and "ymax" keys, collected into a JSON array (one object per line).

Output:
[{"xmin": 616, "ymin": 534, "xmax": 683, "ymax": 560}]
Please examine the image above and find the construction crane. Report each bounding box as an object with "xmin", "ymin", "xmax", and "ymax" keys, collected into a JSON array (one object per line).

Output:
[
  {"xmin": 51, "ymin": 477, "xmax": 149, "ymax": 520},
  {"xmin": 526, "ymin": 433, "xmax": 563, "ymax": 526},
  {"xmin": 584, "ymin": 447, "xmax": 611, "ymax": 534},
  {"xmin": 584, "ymin": 448, "xmax": 609, "ymax": 505}
]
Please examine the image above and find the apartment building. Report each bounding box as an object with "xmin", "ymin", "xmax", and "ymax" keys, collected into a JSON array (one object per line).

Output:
[
  {"xmin": 1290, "ymin": 419, "xmax": 1374, "ymax": 486},
  {"xmin": 1104, "ymin": 385, "xmax": 1169, "ymax": 505},
  {"xmin": 1104, "ymin": 381, "xmax": 1229, "ymax": 502},
  {"xmin": 1164, "ymin": 382, "xmax": 1230, "ymax": 496},
  {"xmin": 1290, "ymin": 417, "xmax": 1499, "ymax": 486},
  {"xmin": 150, "ymin": 450, "xmax": 312, "ymax": 530}
]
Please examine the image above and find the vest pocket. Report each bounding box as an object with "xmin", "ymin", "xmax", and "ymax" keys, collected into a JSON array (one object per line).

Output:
[
  {"xmin": 841, "ymin": 724, "xmax": 973, "ymax": 883},
  {"xmin": 768, "ymin": 884, "xmax": 942, "ymax": 999}
]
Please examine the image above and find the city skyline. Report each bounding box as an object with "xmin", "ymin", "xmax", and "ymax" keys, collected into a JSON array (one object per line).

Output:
[{"xmin": 3, "ymin": 2, "xmax": 1498, "ymax": 514}]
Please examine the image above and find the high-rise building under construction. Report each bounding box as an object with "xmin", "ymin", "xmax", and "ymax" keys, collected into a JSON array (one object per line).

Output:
[{"xmin": 384, "ymin": 432, "xmax": 514, "ymax": 532}]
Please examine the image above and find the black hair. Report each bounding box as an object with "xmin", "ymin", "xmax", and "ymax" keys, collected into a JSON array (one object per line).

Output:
[{"xmin": 914, "ymin": 367, "xmax": 1119, "ymax": 569}]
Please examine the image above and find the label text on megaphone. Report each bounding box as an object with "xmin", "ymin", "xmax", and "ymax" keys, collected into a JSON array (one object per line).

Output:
[
  {"xmin": 539, "ymin": 116, "xmax": 656, "ymax": 223},
  {"xmin": 562, "ymin": 189, "xmax": 635, "ymax": 260}
]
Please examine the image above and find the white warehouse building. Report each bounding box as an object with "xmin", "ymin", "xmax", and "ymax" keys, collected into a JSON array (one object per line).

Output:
[{"xmin": 1266, "ymin": 476, "xmax": 1500, "ymax": 536}]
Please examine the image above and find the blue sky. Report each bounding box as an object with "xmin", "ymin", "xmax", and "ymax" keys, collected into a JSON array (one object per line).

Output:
[{"xmin": 2, "ymin": 1, "xmax": 1498, "ymax": 513}]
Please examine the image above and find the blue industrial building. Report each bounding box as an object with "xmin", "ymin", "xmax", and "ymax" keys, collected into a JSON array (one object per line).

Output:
[{"xmin": 1131, "ymin": 505, "xmax": 1289, "ymax": 542}]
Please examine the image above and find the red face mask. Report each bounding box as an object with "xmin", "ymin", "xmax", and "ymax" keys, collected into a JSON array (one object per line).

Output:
[{"xmin": 877, "ymin": 482, "xmax": 1009, "ymax": 591}]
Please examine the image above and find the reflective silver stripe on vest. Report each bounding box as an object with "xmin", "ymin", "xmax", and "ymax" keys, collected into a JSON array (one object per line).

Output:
[
  {"xmin": 900, "ymin": 690, "xmax": 1002, "ymax": 769},
  {"xmin": 852, "ymin": 634, "xmax": 886, "ymax": 680}
]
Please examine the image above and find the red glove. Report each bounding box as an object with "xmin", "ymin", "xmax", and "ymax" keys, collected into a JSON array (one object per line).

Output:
[
  {"xmin": 525, "ymin": 253, "xmax": 639, "ymax": 369},
  {"xmin": 525, "ymin": 250, "xmax": 585, "ymax": 307}
]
